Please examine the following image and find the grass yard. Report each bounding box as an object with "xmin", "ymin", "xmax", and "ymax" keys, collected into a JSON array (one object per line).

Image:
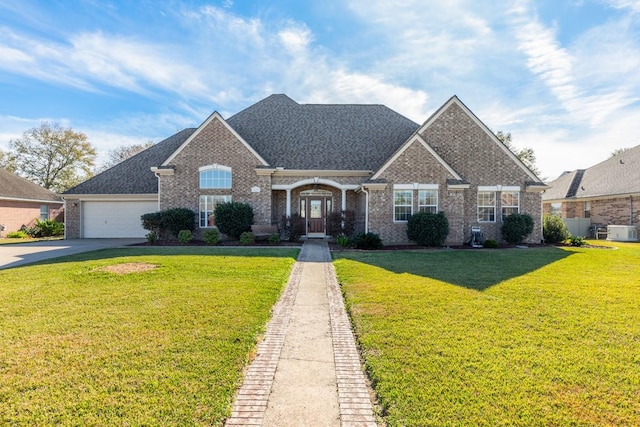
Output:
[
  {"xmin": 334, "ymin": 241, "xmax": 640, "ymax": 426},
  {"xmin": 0, "ymin": 247, "xmax": 298, "ymax": 426}
]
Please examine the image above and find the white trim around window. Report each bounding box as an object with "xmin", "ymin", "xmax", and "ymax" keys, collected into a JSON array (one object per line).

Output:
[
  {"xmin": 477, "ymin": 191, "xmax": 496, "ymax": 222},
  {"xmin": 418, "ymin": 189, "xmax": 438, "ymax": 213},
  {"xmin": 393, "ymin": 190, "xmax": 413, "ymax": 222},
  {"xmin": 501, "ymin": 191, "xmax": 520, "ymax": 221},
  {"xmin": 199, "ymin": 195, "xmax": 232, "ymax": 227}
]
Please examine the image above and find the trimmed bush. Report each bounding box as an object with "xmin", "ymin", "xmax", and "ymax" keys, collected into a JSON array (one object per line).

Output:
[
  {"xmin": 203, "ymin": 229, "xmax": 219, "ymax": 245},
  {"xmin": 214, "ymin": 202, "xmax": 254, "ymax": 239},
  {"xmin": 163, "ymin": 208, "xmax": 196, "ymax": 238},
  {"xmin": 141, "ymin": 212, "xmax": 162, "ymax": 233},
  {"xmin": 327, "ymin": 210, "xmax": 356, "ymax": 237},
  {"xmin": 280, "ymin": 214, "xmax": 305, "ymax": 242},
  {"xmin": 543, "ymin": 214, "xmax": 570, "ymax": 243},
  {"xmin": 354, "ymin": 232, "xmax": 383, "ymax": 250},
  {"xmin": 177, "ymin": 229, "xmax": 193, "ymax": 244},
  {"xmin": 34, "ymin": 219, "xmax": 64, "ymax": 237},
  {"xmin": 406, "ymin": 211, "xmax": 450, "ymax": 247},
  {"xmin": 501, "ymin": 213, "xmax": 534, "ymax": 244},
  {"xmin": 569, "ymin": 235, "xmax": 586, "ymax": 247},
  {"xmin": 483, "ymin": 239, "xmax": 498, "ymax": 249},
  {"xmin": 239, "ymin": 231, "xmax": 255, "ymax": 246},
  {"xmin": 268, "ymin": 233, "xmax": 281, "ymax": 245}
]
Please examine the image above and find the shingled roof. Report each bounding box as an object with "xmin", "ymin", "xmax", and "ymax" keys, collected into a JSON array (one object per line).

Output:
[
  {"xmin": 65, "ymin": 128, "xmax": 196, "ymax": 195},
  {"xmin": 226, "ymin": 94, "xmax": 420, "ymax": 170},
  {"xmin": 0, "ymin": 168, "xmax": 62, "ymax": 203},
  {"xmin": 543, "ymin": 144, "xmax": 640, "ymax": 200}
]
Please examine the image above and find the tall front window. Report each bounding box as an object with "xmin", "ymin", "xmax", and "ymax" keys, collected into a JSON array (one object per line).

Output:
[
  {"xmin": 501, "ymin": 191, "xmax": 520, "ymax": 221},
  {"xmin": 199, "ymin": 195, "xmax": 232, "ymax": 227},
  {"xmin": 199, "ymin": 165, "xmax": 232, "ymax": 189},
  {"xmin": 394, "ymin": 190, "xmax": 413, "ymax": 222},
  {"xmin": 584, "ymin": 201, "xmax": 591, "ymax": 218},
  {"xmin": 477, "ymin": 191, "xmax": 496, "ymax": 222},
  {"xmin": 418, "ymin": 189, "xmax": 438, "ymax": 213},
  {"xmin": 550, "ymin": 203, "xmax": 562, "ymax": 217}
]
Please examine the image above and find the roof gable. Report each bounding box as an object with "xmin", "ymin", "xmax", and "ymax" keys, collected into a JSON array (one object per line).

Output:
[
  {"xmin": 162, "ymin": 112, "xmax": 268, "ymax": 167},
  {"xmin": 0, "ymin": 167, "xmax": 62, "ymax": 203},
  {"xmin": 419, "ymin": 96, "xmax": 542, "ymax": 183}
]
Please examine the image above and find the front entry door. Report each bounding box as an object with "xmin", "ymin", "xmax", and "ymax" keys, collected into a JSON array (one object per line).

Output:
[{"xmin": 307, "ymin": 198, "xmax": 325, "ymax": 234}]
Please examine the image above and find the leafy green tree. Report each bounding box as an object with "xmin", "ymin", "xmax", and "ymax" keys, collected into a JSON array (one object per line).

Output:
[
  {"xmin": 1, "ymin": 122, "xmax": 96, "ymax": 192},
  {"xmin": 496, "ymin": 131, "xmax": 542, "ymax": 178}
]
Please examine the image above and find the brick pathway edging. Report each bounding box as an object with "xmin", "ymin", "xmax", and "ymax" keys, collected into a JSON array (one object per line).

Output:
[
  {"xmin": 325, "ymin": 261, "xmax": 379, "ymax": 427},
  {"xmin": 225, "ymin": 260, "xmax": 303, "ymax": 426}
]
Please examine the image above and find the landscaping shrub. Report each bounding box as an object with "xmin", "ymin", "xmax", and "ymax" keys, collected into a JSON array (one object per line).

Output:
[
  {"xmin": 280, "ymin": 214, "xmax": 305, "ymax": 242},
  {"xmin": 177, "ymin": 229, "xmax": 193, "ymax": 244},
  {"xmin": 239, "ymin": 231, "xmax": 255, "ymax": 246},
  {"xmin": 214, "ymin": 202, "xmax": 254, "ymax": 239},
  {"xmin": 162, "ymin": 208, "xmax": 196, "ymax": 238},
  {"xmin": 354, "ymin": 232, "xmax": 383, "ymax": 250},
  {"xmin": 336, "ymin": 234, "xmax": 351, "ymax": 248},
  {"xmin": 268, "ymin": 233, "xmax": 281, "ymax": 245},
  {"xmin": 483, "ymin": 239, "xmax": 498, "ymax": 248},
  {"xmin": 146, "ymin": 231, "xmax": 158, "ymax": 244},
  {"xmin": 569, "ymin": 235, "xmax": 586, "ymax": 247},
  {"xmin": 141, "ymin": 212, "xmax": 163, "ymax": 233},
  {"xmin": 203, "ymin": 229, "xmax": 219, "ymax": 245},
  {"xmin": 7, "ymin": 230, "xmax": 28, "ymax": 239},
  {"xmin": 34, "ymin": 219, "xmax": 64, "ymax": 237},
  {"xmin": 327, "ymin": 210, "xmax": 356, "ymax": 237},
  {"xmin": 406, "ymin": 211, "xmax": 450, "ymax": 247},
  {"xmin": 543, "ymin": 214, "xmax": 570, "ymax": 243},
  {"xmin": 501, "ymin": 213, "xmax": 534, "ymax": 244}
]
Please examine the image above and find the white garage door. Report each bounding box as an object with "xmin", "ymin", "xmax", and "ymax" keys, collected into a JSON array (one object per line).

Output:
[{"xmin": 83, "ymin": 201, "xmax": 157, "ymax": 238}]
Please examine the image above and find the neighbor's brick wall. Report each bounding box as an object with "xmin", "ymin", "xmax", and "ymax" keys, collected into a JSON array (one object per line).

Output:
[
  {"xmin": 159, "ymin": 117, "xmax": 271, "ymax": 239},
  {"xmin": 0, "ymin": 201, "xmax": 63, "ymax": 236},
  {"xmin": 591, "ymin": 196, "xmax": 639, "ymax": 227}
]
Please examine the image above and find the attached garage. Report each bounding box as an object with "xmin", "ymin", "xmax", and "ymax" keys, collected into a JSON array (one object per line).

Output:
[{"xmin": 82, "ymin": 200, "xmax": 157, "ymax": 238}]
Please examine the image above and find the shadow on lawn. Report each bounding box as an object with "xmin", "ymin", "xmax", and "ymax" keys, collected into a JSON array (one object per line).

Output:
[{"xmin": 336, "ymin": 247, "xmax": 575, "ymax": 291}]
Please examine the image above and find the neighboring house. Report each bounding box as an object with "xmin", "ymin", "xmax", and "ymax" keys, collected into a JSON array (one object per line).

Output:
[
  {"xmin": 542, "ymin": 144, "xmax": 640, "ymax": 240},
  {"xmin": 0, "ymin": 167, "xmax": 64, "ymax": 235},
  {"xmin": 63, "ymin": 94, "xmax": 547, "ymax": 244}
]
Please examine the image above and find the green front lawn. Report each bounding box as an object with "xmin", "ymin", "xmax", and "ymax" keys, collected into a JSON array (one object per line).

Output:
[
  {"xmin": 0, "ymin": 248, "xmax": 298, "ymax": 426},
  {"xmin": 334, "ymin": 241, "xmax": 640, "ymax": 426}
]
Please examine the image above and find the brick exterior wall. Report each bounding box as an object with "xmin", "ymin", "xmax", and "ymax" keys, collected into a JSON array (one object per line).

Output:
[
  {"xmin": 64, "ymin": 199, "xmax": 81, "ymax": 238},
  {"xmin": 543, "ymin": 196, "xmax": 639, "ymax": 238},
  {"xmin": 0, "ymin": 201, "xmax": 63, "ymax": 236},
  {"xmin": 158, "ymin": 117, "xmax": 271, "ymax": 239}
]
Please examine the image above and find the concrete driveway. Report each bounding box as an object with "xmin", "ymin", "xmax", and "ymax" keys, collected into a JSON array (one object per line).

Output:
[{"xmin": 0, "ymin": 239, "xmax": 145, "ymax": 270}]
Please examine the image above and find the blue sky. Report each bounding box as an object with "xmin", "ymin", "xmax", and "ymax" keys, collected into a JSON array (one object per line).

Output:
[{"xmin": 1, "ymin": 0, "xmax": 640, "ymax": 180}]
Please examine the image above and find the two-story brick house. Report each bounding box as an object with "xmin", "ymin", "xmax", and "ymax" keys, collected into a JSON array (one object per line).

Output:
[{"xmin": 63, "ymin": 94, "xmax": 546, "ymax": 245}]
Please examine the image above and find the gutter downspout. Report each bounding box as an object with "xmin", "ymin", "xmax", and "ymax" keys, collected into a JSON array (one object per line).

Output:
[
  {"xmin": 362, "ymin": 187, "xmax": 369, "ymax": 234},
  {"xmin": 153, "ymin": 171, "xmax": 162, "ymax": 211},
  {"xmin": 631, "ymin": 195, "xmax": 634, "ymax": 226}
]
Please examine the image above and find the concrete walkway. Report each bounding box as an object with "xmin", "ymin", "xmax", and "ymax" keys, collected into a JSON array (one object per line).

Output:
[{"xmin": 225, "ymin": 240, "xmax": 378, "ymax": 427}]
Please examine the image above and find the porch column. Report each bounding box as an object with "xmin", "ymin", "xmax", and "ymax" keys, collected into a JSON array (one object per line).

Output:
[
  {"xmin": 286, "ymin": 189, "xmax": 292, "ymax": 217},
  {"xmin": 341, "ymin": 188, "xmax": 347, "ymax": 211}
]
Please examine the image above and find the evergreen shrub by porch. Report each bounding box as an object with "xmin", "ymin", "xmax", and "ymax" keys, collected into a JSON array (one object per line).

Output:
[
  {"xmin": 406, "ymin": 211, "xmax": 450, "ymax": 247},
  {"xmin": 543, "ymin": 214, "xmax": 570, "ymax": 243},
  {"xmin": 327, "ymin": 210, "xmax": 356, "ymax": 237},
  {"xmin": 501, "ymin": 213, "xmax": 534, "ymax": 244},
  {"xmin": 354, "ymin": 232, "xmax": 383, "ymax": 250},
  {"xmin": 141, "ymin": 212, "xmax": 163, "ymax": 233},
  {"xmin": 268, "ymin": 233, "xmax": 281, "ymax": 245},
  {"xmin": 483, "ymin": 239, "xmax": 498, "ymax": 248},
  {"xmin": 280, "ymin": 214, "xmax": 305, "ymax": 242},
  {"xmin": 214, "ymin": 202, "xmax": 254, "ymax": 239}
]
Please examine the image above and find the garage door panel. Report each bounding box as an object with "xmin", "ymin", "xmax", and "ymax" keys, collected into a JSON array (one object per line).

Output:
[{"xmin": 83, "ymin": 201, "xmax": 157, "ymax": 238}]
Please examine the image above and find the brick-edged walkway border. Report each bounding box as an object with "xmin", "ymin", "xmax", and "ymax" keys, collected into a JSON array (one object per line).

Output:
[{"xmin": 225, "ymin": 241, "xmax": 378, "ymax": 426}]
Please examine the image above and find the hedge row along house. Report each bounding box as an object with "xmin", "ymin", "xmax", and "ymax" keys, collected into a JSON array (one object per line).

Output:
[{"xmin": 63, "ymin": 94, "xmax": 547, "ymax": 245}]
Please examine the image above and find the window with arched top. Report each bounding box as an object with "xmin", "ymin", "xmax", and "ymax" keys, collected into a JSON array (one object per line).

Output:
[{"xmin": 199, "ymin": 165, "xmax": 232, "ymax": 189}]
